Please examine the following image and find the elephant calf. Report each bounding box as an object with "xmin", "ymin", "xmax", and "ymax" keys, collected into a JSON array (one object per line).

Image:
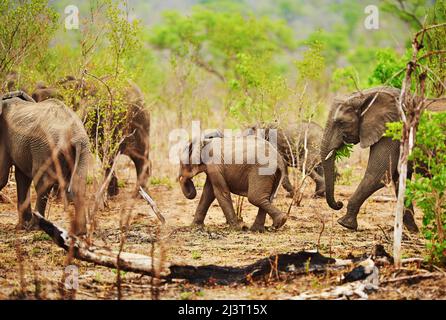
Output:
[
  {"xmin": 0, "ymin": 91, "xmax": 90, "ymax": 235},
  {"xmin": 178, "ymin": 136, "xmax": 287, "ymax": 232},
  {"xmin": 246, "ymin": 122, "xmax": 325, "ymax": 198}
]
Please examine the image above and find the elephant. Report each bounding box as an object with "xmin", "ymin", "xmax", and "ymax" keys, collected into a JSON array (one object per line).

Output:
[
  {"xmin": 31, "ymin": 78, "xmax": 151, "ymax": 197},
  {"xmin": 0, "ymin": 91, "xmax": 90, "ymax": 235},
  {"xmin": 246, "ymin": 122, "xmax": 325, "ymax": 198},
  {"xmin": 178, "ymin": 135, "xmax": 288, "ymax": 232},
  {"xmin": 320, "ymin": 86, "xmax": 426, "ymax": 232},
  {"xmin": 31, "ymin": 85, "xmax": 63, "ymax": 103}
]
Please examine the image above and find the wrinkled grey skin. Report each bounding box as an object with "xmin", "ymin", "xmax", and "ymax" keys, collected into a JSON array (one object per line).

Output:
[
  {"xmin": 246, "ymin": 122, "xmax": 325, "ymax": 198},
  {"xmin": 179, "ymin": 136, "xmax": 288, "ymax": 232},
  {"xmin": 0, "ymin": 91, "xmax": 90, "ymax": 235},
  {"xmin": 32, "ymin": 78, "xmax": 150, "ymax": 197},
  {"xmin": 320, "ymin": 87, "xmax": 420, "ymax": 233}
]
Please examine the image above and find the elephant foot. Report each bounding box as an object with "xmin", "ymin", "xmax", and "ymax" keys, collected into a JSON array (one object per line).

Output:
[
  {"xmin": 230, "ymin": 221, "xmax": 248, "ymax": 231},
  {"xmin": 271, "ymin": 214, "xmax": 287, "ymax": 229},
  {"xmin": 191, "ymin": 222, "xmax": 205, "ymax": 230},
  {"xmin": 337, "ymin": 214, "xmax": 358, "ymax": 230},
  {"xmin": 250, "ymin": 223, "xmax": 265, "ymax": 233},
  {"xmin": 107, "ymin": 177, "xmax": 119, "ymax": 197},
  {"xmin": 312, "ymin": 190, "xmax": 325, "ymax": 198},
  {"xmin": 72, "ymin": 218, "xmax": 88, "ymax": 236},
  {"xmin": 403, "ymin": 212, "xmax": 419, "ymax": 234},
  {"xmin": 16, "ymin": 216, "xmax": 40, "ymax": 232}
]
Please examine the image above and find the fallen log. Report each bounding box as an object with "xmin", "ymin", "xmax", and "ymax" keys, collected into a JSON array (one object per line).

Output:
[
  {"xmin": 167, "ymin": 251, "xmax": 340, "ymax": 284},
  {"xmin": 381, "ymin": 272, "xmax": 445, "ymax": 284},
  {"xmin": 33, "ymin": 211, "xmax": 169, "ymax": 277},
  {"xmin": 36, "ymin": 212, "xmax": 402, "ymax": 286}
]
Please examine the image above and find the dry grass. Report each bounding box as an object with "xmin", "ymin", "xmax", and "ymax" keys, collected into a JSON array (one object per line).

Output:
[{"xmin": 0, "ymin": 149, "xmax": 444, "ymax": 300}]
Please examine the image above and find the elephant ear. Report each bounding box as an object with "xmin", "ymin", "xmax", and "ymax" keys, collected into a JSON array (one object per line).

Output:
[{"xmin": 359, "ymin": 89, "xmax": 401, "ymax": 148}]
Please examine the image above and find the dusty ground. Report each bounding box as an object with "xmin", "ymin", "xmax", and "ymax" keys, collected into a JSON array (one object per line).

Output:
[{"xmin": 0, "ymin": 153, "xmax": 445, "ymax": 300}]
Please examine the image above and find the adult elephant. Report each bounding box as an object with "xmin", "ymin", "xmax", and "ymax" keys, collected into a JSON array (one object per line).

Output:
[
  {"xmin": 246, "ymin": 122, "xmax": 325, "ymax": 198},
  {"xmin": 320, "ymin": 86, "xmax": 446, "ymax": 233},
  {"xmin": 178, "ymin": 136, "xmax": 288, "ymax": 232},
  {"xmin": 32, "ymin": 78, "xmax": 151, "ymax": 197},
  {"xmin": 0, "ymin": 91, "xmax": 90, "ymax": 235}
]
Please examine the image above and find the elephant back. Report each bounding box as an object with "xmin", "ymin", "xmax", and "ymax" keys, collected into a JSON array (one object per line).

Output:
[{"xmin": 1, "ymin": 91, "xmax": 35, "ymax": 103}]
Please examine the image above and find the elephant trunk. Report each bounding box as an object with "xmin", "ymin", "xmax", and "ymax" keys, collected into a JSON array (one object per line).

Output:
[
  {"xmin": 179, "ymin": 176, "xmax": 197, "ymax": 200},
  {"xmin": 320, "ymin": 123, "xmax": 344, "ymax": 211}
]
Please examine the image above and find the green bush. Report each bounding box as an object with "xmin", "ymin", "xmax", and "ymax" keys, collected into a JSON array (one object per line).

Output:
[
  {"xmin": 407, "ymin": 112, "xmax": 446, "ymax": 264},
  {"xmin": 386, "ymin": 112, "xmax": 446, "ymax": 265}
]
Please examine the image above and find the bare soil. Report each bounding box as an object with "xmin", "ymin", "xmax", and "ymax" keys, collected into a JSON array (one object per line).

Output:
[{"xmin": 0, "ymin": 154, "xmax": 445, "ymax": 300}]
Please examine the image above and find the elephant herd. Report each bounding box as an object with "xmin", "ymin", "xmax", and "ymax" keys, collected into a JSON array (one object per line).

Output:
[{"xmin": 1, "ymin": 78, "xmax": 442, "ymax": 237}]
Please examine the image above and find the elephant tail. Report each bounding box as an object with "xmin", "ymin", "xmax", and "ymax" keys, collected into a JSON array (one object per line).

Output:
[
  {"xmin": 68, "ymin": 142, "xmax": 82, "ymax": 193},
  {"xmin": 270, "ymin": 160, "xmax": 285, "ymax": 202}
]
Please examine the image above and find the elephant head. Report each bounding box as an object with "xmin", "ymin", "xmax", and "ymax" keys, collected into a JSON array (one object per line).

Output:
[
  {"xmin": 178, "ymin": 135, "xmax": 223, "ymax": 199},
  {"xmin": 321, "ymin": 87, "xmax": 401, "ymax": 210},
  {"xmin": 178, "ymin": 138, "xmax": 213, "ymax": 200}
]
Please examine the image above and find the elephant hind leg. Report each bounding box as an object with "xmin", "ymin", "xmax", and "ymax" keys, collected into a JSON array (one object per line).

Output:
[
  {"xmin": 281, "ymin": 166, "xmax": 294, "ymax": 197},
  {"xmin": 309, "ymin": 167, "xmax": 325, "ymax": 197},
  {"xmin": 15, "ymin": 168, "xmax": 33, "ymax": 229},
  {"xmin": 106, "ymin": 164, "xmax": 119, "ymax": 197},
  {"xmin": 130, "ymin": 154, "xmax": 150, "ymax": 197},
  {"xmin": 0, "ymin": 163, "xmax": 11, "ymax": 191},
  {"xmin": 34, "ymin": 174, "xmax": 55, "ymax": 217},
  {"xmin": 247, "ymin": 176, "xmax": 287, "ymax": 229}
]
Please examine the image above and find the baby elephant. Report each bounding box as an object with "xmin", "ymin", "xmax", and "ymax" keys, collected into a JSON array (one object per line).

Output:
[
  {"xmin": 0, "ymin": 91, "xmax": 90, "ymax": 235},
  {"xmin": 247, "ymin": 122, "xmax": 325, "ymax": 198},
  {"xmin": 178, "ymin": 135, "xmax": 287, "ymax": 232}
]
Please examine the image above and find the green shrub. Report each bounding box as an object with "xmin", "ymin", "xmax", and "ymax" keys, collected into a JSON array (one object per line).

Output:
[{"xmin": 386, "ymin": 112, "xmax": 446, "ymax": 265}]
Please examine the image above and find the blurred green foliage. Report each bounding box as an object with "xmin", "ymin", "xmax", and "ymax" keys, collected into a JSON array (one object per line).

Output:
[{"xmin": 407, "ymin": 112, "xmax": 446, "ymax": 265}]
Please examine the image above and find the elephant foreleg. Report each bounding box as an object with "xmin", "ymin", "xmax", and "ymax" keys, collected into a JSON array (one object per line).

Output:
[
  {"xmin": 338, "ymin": 137, "xmax": 400, "ymax": 230},
  {"xmin": 192, "ymin": 176, "xmax": 215, "ymax": 225},
  {"xmin": 15, "ymin": 168, "xmax": 33, "ymax": 229},
  {"xmin": 210, "ymin": 175, "xmax": 244, "ymax": 229},
  {"xmin": 338, "ymin": 174, "xmax": 385, "ymax": 230}
]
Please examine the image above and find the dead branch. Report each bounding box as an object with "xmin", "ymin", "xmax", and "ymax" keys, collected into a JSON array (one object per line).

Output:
[
  {"xmin": 382, "ymin": 272, "xmax": 444, "ymax": 284},
  {"xmin": 31, "ymin": 211, "xmax": 169, "ymax": 277},
  {"xmin": 139, "ymin": 187, "xmax": 166, "ymax": 224}
]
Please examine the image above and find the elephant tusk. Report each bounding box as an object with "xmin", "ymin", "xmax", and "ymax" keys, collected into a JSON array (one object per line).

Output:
[{"xmin": 325, "ymin": 150, "xmax": 335, "ymax": 161}]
